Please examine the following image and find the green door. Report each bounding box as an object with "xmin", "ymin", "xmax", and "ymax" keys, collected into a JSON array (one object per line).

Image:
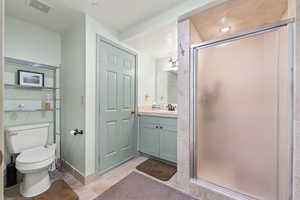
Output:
[
  {"xmin": 159, "ymin": 124, "xmax": 177, "ymax": 163},
  {"xmin": 97, "ymin": 38, "xmax": 136, "ymax": 172}
]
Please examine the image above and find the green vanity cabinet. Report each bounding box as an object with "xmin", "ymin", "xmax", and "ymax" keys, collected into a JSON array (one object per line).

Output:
[
  {"xmin": 139, "ymin": 116, "xmax": 177, "ymax": 163},
  {"xmin": 159, "ymin": 124, "xmax": 177, "ymax": 162},
  {"xmin": 139, "ymin": 123, "xmax": 160, "ymax": 157}
]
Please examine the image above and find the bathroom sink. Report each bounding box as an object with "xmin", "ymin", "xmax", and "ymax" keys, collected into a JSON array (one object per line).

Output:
[
  {"xmin": 139, "ymin": 109, "xmax": 177, "ymax": 118},
  {"xmin": 158, "ymin": 110, "xmax": 177, "ymax": 113},
  {"xmin": 143, "ymin": 110, "xmax": 176, "ymax": 113}
]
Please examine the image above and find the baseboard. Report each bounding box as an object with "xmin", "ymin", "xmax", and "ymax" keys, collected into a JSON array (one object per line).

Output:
[
  {"xmin": 60, "ymin": 159, "xmax": 98, "ymax": 185},
  {"xmin": 139, "ymin": 152, "xmax": 177, "ymax": 167},
  {"xmin": 95, "ymin": 155, "xmax": 137, "ymax": 176},
  {"xmin": 61, "ymin": 160, "xmax": 85, "ymax": 184},
  {"xmin": 61, "ymin": 155, "xmax": 140, "ymax": 185}
]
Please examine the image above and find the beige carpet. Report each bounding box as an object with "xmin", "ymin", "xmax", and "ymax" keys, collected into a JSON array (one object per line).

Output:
[
  {"xmin": 136, "ymin": 159, "xmax": 177, "ymax": 181},
  {"xmin": 17, "ymin": 180, "xmax": 78, "ymax": 200},
  {"xmin": 95, "ymin": 172, "xmax": 197, "ymax": 200}
]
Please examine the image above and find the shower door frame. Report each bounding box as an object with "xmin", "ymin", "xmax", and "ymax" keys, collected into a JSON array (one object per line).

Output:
[{"xmin": 189, "ymin": 19, "xmax": 295, "ymax": 200}]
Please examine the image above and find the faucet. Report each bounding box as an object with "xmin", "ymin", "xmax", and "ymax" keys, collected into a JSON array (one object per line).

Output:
[{"xmin": 167, "ymin": 104, "xmax": 176, "ymax": 111}]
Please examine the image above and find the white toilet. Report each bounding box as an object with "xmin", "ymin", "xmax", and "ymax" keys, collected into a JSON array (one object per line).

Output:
[{"xmin": 5, "ymin": 123, "xmax": 56, "ymax": 197}]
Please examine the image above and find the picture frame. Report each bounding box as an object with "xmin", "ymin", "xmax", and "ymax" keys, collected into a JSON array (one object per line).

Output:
[{"xmin": 18, "ymin": 70, "xmax": 44, "ymax": 88}]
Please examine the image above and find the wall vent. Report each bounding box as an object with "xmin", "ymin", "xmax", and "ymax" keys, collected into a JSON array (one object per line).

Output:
[{"xmin": 28, "ymin": 0, "xmax": 52, "ymax": 13}]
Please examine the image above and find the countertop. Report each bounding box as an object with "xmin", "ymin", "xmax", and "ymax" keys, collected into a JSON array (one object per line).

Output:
[{"xmin": 138, "ymin": 110, "xmax": 177, "ymax": 118}]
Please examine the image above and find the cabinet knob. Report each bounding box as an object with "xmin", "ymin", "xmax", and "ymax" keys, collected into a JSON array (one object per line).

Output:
[
  {"xmin": 160, "ymin": 126, "xmax": 163, "ymax": 129},
  {"xmin": 155, "ymin": 125, "xmax": 159, "ymax": 129}
]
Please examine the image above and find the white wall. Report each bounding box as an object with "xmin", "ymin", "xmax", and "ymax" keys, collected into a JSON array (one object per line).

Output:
[
  {"xmin": 5, "ymin": 16, "xmax": 61, "ymax": 66},
  {"xmin": 138, "ymin": 53, "xmax": 156, "ymax": 106},
  {"xmin": 61, "ymin": 15, "xmax": 86, "ymax": 174}
]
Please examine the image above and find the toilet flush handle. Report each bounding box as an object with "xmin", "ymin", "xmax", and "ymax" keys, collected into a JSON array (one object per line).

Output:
[{"xmin": 9, "ymin": 132, "xmax": 18, "ymax": 136}]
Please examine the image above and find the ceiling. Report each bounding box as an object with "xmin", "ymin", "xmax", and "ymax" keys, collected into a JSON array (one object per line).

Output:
[
  {"xmin": 5, "ymin": 0, "xmax": 178, "ymax": 59},
  {"xmin": 60, "ymin": 0, "xmax": 184, "ymax": 32},
  {"xmin": 190, "ymin": 0, "xmax": 288, "ymax": 41},
  {"xmin": 6, "ymin": 0, "xmax": 184, "ymax": 34},
  {"xmin": 5, "ymin": 0, "xmax": 82, "ymax": 32},
  {"xmin": 125, "ymin": 21, "xmax": 177, "ymax": 59}
]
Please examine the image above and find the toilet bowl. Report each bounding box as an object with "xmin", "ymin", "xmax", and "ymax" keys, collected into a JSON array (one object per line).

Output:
[
  {"xmin": 5, "ymin": 123, "xmax": 56, "ymax": 197},
  {"xmin": 16, "ymin": 145, "xmax": 55, "ymax": 197}
]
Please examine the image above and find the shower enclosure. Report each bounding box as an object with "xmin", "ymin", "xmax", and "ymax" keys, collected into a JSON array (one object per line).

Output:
[{"xmin": 190, "ymin": 20, "xmax": 294, "ymax": 200}]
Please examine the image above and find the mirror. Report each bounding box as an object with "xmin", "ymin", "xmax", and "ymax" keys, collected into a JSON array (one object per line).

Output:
[
  {"xmin": 155, "ymin": 57, "xmax": 177, "ymax": 104},
  {"xmin": 124, "ymin": 20, "xmax": 178, "ymax": 108}
]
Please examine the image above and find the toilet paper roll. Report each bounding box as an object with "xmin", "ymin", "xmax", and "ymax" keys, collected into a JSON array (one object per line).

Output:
[{"xmin": 70, "ymin": 130, "xmax": 76, "ymax": 136}]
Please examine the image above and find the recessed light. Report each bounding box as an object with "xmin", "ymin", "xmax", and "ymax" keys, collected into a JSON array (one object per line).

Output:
[{"xmin": 220, "ymin": 26, "xmax": 231, "ymax": 33}]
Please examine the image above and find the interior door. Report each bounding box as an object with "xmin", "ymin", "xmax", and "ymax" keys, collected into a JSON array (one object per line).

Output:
[
  {"xmin": 97, "ymin": 38, "xmax": 136, "ymax": 172},
  {"xmin": 0, "ymin": 0, "xmax": 4, "ymax": 198}
]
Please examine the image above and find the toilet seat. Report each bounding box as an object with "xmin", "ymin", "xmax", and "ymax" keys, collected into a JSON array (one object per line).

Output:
[{"xmin": 16, "ymin": 146, "xmax": 55, "ymax": 172}]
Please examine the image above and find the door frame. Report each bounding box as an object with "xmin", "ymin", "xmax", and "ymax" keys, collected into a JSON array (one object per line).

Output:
[
  {"xmin": 95, "ymin": 35, "xmax": 138, "ymax": 174},
  {"xmin": 0, "ymin": 0, "xmax": 4, "ymax": 198},
  {"xmin": 189, "ymin": 19, "xmax": 295, "ymax": 200}
]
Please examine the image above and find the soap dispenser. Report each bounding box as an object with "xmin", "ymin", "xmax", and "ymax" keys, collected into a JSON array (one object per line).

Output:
[{"xmin": 44, "ymin": 94, "xmax": 51, "ymax": 110}]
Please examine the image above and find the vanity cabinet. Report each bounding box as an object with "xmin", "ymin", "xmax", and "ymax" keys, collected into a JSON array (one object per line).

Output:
[
  {"xmin": 139, "ymin": 123, "xmax": 160, "ymax": 157},
  {"xmin": 139, "ymin": 116, "xmax": 177, "ymax": 163}
]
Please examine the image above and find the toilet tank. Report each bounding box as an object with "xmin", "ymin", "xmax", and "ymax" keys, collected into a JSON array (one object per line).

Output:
[{"xmin": 6, "ymin": 123, "xmax": 50, "ymax": 154}]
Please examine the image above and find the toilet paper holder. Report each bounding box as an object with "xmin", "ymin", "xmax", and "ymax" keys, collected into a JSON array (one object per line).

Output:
[{"xmin": 70, "ymin": 129, "xmax": 83, "ymax": 136}]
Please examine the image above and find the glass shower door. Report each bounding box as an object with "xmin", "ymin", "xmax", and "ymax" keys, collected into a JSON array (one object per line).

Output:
[{"xmin": 195, "ymin": 26, "xmax": 291, "ymax": 200}]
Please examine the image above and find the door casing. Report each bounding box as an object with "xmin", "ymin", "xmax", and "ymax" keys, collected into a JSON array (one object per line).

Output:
[{"xmin": 95, "ymin": 35, "xmax": 138, "ymax": 175}]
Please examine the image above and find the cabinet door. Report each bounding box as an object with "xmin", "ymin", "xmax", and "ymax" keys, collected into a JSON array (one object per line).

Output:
[
  {"xmin": 139, "ymin": 124, "xmax": 160, "ymax": 157},
  {"xmin": 159, "ymin": 125, "xmax": 177, "ymax": 163}
]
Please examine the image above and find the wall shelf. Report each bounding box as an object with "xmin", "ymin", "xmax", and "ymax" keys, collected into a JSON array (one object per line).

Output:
[
  {"xmin": 5, "ymin": 84, "xmax": 59, "ymax": 90},
  {"xmin": 4, "ymin": 57, "xmax": 60, "ymax": 144},
  {"xmin": 5, "ymin": 108, "xmax": 60, "ymax": 113},
  {"xmin": 5, "ymin": 57, "xmax": 58, "ymax": 71},
  {"xmin": 6, "ymin": 121, "xmax": 55, "ymax": 127}
]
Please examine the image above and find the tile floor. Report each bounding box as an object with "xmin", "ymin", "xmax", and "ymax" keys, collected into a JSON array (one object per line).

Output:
[{"xmin": 4, "ymin": 156, "xmax": 179, "ymax": 200}]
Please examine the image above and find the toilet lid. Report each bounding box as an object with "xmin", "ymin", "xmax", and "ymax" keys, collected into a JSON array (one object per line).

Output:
[{"xmin": 17, "ymin": 146, "xmax": 54, "ymax": 164}]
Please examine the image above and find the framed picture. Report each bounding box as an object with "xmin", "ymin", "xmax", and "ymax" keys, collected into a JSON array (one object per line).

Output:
[{"xmin": 18, "ymin": 70, "xmax": 44, "ymax": 87}]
